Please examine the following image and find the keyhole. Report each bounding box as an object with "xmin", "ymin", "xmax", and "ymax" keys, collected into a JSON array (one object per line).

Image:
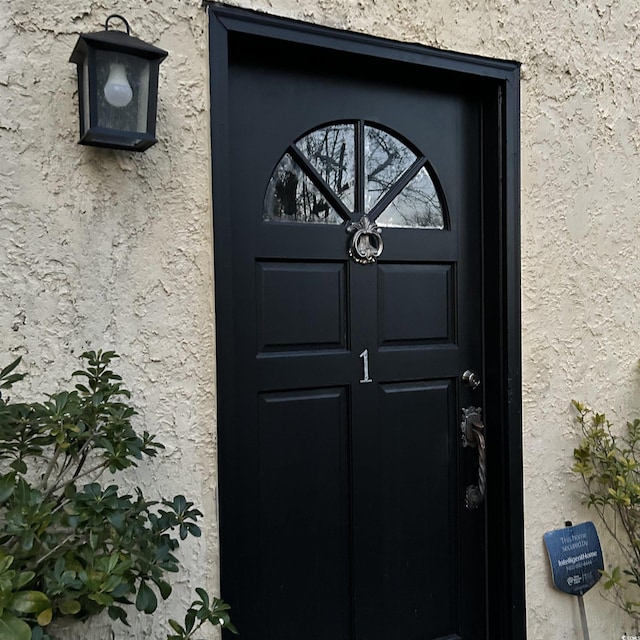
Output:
[{"xmin": 359, "ymin": 349, "xmax": 372, "ymax": 384}]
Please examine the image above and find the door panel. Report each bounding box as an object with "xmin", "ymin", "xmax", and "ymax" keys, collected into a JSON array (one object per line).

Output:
[
  {"xmin": 378, "ymin": 263, "xmax": 455, "ymax": 345},
  {"xmin": 258, "ymin": 388, "xmax": 351, "ymax": 637},
  {"xmin": 376, "ymin": 380, "xmax": 457, "ymax": 640},
  {"xmin": 256, "ymin": 261, "xmax": 348, "ymax": 352},
  {"xmin": 219, "ymin": 28, "xmax": 487, "ymax": 640}
]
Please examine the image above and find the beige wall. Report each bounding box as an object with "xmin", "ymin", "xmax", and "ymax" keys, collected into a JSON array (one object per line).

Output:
[
  {"xmin": 1, "ymin": 0, "xmax": 216, "ymax": 636},
  {"xmin": 2, "ymin": 0, "xmax": 640, "ymax": 637}
]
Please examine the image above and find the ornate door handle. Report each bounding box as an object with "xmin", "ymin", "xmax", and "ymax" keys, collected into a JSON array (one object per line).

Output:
[
  {"xmin": 461, "ymin": 406, "xmax": 486, "ymax": 509},
  {"xmin": 347, "ymin": 215, "xmax": 383, "ymax": 264}
]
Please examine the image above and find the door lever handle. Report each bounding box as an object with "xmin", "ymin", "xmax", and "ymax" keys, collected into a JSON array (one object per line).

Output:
[{"xmin": 461, "ymin": 406, "xmax": 486, "ymax": 509}]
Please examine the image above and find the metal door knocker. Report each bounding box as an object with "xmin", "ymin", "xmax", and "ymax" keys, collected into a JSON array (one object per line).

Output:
[
  {"xmin": 461, "ymin": 406, "xmax": 486, "ymax": 510},
  {"xmin": 347, "ymin": 215, "xmax": 383, "ymax": 264}
]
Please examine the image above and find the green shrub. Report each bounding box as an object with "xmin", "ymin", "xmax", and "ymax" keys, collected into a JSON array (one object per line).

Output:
[
  {"xmin": 573, "ymin": 399, "xmax": 640, "ymax": 623},
  {"xmin": 0, "ymin": 350, "xmax": 236, "ymax": 639}
]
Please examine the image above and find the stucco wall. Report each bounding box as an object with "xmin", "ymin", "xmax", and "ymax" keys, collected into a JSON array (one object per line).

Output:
[
  {"xmin": 0, "ymin": 0, "xmax": 216, "ymax": 637},
  {"xmin": 2, "ymin": 0, "xmax": 640, "ymax": 638}
]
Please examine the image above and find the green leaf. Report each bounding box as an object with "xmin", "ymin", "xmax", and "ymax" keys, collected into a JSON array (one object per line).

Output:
[
  {"xmin": 154, "ymin": 579, "xmax": 172, "ymax": 600},
  {"xmin": 89, "ymin": 592, "xmax": 113, "ymax": 606},
  {"xmin": 106, "ymin": 554, "xmax": 118, "ymax": 574},
  {"xmin": 9, "ymin": 460, "xmax": 27, "ymax": 475},
  {"xmin": 0, "ymin": 611, "xmax": 31, "ymax": 640},
  {"xmin": 111, "ymin": 582, "xmax": 131, "ymax": 599},
  {"xmin": 89, "ymin": 531, "xmax": 99, "ymax": 550},
  {"xmin": 0, "ymin": 358, "xmax": 22, "ymax": 381},
  {"xmin": 0, "ymin": 556, "xmax": 13, "ymax": 575},
  {"xmin": 173, "ymin": 495, "xmax": 187, "ymax": 513},
  {"xmin": 108, "ymin": 605, "xmax": 129, "ymax": 626},
  {"xmin": 135, "ymin": 581, "xmax": 157, "ymax": 614},
  {"xmin": 58, "ymin": 599, "xmax": 81, "ymax": 615},
  {"xmin": 168, "ymin": 619, "xmax": 185, "ymax": 634},
  {"xmin": 185, "ymin": 609, "xmax": 196, "ymax": 633},
  {"xmin": 224, "ymin": 618, "xmax": 239, "ymax": 634},
  {"xmin": 36, "ymin": 608, "xmax": 52, "ymax": 626},
  {"xmin": 10, "ymin": 591, "xmax": 51, "ymax": 614},
  {"xmin": 13, "ymin": 571, "xmax": 35, "ymax": 590},
  {"xmin": 195, "ymin": 587, "xmax": 209, "ymax": 608},
  {"xmin": 19, "ymin": 531, "xmax": 34, "ymax": 552},
  {"xmin": 106, "ymin": 510, "xmax": 125, "ymax": 532},
  {"xmin": 31, "ymin": 626, "xmax": 44, "ymax": 640},
  {"xmin": 0, "ymin": 475, "xmax": 15, "ymax": 504}
]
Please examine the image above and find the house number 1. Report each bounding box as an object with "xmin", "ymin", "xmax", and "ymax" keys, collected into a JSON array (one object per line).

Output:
[{"xmin": 359, "ymin": 349, "xmax": 372, "ymax": 384}]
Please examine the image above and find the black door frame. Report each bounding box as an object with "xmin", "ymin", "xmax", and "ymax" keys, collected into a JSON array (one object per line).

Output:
[{"xmin": 208, "ymin": 4, "xmax": 524, "ymax": 639}]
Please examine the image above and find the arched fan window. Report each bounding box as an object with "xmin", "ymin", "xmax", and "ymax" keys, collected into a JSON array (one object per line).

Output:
[{"xmin": 264, "ymin": 121, "xmax": 447, "ymax": 229}]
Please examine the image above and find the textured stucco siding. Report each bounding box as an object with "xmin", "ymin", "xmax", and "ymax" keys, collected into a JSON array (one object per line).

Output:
[
  {"xmin": 2, "ymin": 0, "xmax": 640, "ymax": 638},
  {"xmin": 1, "ymin": 1, "xmax": 216, "ymax": 637}
]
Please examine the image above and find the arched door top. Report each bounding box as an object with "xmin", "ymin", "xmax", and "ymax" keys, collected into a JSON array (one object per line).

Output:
[{"xmin": 264, "ymin": 120, "xmax": 448, "ymax": 230}]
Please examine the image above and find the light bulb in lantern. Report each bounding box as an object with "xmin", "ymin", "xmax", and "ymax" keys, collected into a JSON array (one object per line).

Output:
[{"xmin": 104, "ymin": 63, "xmax": 133, "ymax": 107}]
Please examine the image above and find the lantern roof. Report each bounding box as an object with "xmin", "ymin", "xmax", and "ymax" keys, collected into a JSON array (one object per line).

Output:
[{"xmin": 70, "ymin": 28, "xmax": 168, "ymax": 64}]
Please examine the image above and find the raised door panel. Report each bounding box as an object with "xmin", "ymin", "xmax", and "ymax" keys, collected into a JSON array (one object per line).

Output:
[
  {"xmin": 257, "ymin": 388, "xmax": 351, "ymax": 638},
  {"xmin": 256, "ymin": 261, "xmax": 348, "ymax": 353},
  {"xmin": 353, "ymin": 380, "xmax": 459, "ymax": 640},
  {"xmin": 378, "ymin": 263, "xmax": 455, "ymax": 346}
]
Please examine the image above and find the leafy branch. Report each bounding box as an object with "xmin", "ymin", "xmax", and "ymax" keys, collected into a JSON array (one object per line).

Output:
[
  {"xmin": 572, "ymin": 400, "xmax": 640, "ymax": 622},
  {"xmin": 167, "ymin": 588, "xmax": 237, "ymax": 639}
]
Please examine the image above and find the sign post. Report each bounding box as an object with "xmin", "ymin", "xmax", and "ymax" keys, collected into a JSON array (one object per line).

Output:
[{"xmin": 543, "ymin": 521, "xmax": 604, "ymax": 640}]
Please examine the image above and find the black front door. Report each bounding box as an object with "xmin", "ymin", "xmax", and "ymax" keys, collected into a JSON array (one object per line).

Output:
[{"xmin": 210, "ymin": 8, "xmax": 523, "ymax": 640}]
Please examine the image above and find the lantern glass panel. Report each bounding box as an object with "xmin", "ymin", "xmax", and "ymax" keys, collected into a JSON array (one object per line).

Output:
[{"xmin": 95, "ymin": 50, "xmax": 150, "ymax": 133}]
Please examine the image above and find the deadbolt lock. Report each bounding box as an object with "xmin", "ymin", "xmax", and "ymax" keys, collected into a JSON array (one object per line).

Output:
[{"xmin": 462, "ymin": 369, "xmax": 481, "ymax": 390}]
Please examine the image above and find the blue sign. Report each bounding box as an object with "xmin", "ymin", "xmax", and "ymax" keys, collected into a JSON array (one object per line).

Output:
[{"xmin": 543, "ymin": 521, "xmax": 604, "ymax": 596}]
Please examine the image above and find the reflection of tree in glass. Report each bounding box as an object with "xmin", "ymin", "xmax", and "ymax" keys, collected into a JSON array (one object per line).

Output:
[
  {"xmin": 365, "ymin": 127, "xmax": 416, "ymax": 210},
  {"xmin": 264, "ymin": 154, "xmax": 342, "ymax": 224},
  {"xmin": 377, "ymin": 168, "xmax": 444, "ymax": 229},
  {"xmin": 297, "ymin": 125, "xmax": 355, "ymax": 210},
  {"xmin": 263, "ymin": 123, "xmax": 445, "ymax": 229}
]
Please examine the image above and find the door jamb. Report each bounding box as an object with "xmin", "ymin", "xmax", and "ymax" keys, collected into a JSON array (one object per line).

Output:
[{"xmin": 207, "ymin": 4, "xmax": 524, "ymax": 638}]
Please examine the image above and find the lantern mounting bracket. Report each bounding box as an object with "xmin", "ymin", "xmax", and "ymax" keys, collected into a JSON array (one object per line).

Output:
[{"xmin": 105, "ymin": 14, "xmax": 131, "ymax": 35}]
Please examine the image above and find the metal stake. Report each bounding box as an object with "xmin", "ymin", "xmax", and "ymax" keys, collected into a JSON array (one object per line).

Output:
[
  {"xmin": 564, "ymin": 522, "xmax": 591, "ymax": 640},
  {"xmin": 577, "ymin": 593, "xmax": 590, "ymax": 640}
]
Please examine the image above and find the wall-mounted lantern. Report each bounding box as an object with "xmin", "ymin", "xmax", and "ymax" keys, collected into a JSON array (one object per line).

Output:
[{"xmin": 69, "ymin": 14, "xmax": 168, "ymax": 151}]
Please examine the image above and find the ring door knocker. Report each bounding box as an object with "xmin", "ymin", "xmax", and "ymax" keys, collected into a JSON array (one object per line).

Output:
[
  {"xmin": 347, "ymin": 215, "xmax": 383, "ymax": 264},
  {"xmin": 461, "ymin": 406, "xmax": 486, "ymax": 510}
]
